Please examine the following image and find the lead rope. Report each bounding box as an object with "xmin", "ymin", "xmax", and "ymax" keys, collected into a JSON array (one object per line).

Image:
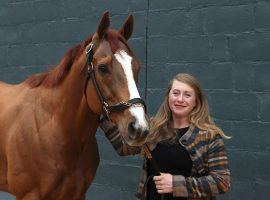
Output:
[{"xmin": 141, "ymin": 145, "xmax": 166, "ymax": 200}]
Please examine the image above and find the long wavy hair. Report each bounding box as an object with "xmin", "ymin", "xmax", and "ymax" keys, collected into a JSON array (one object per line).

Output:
[{"xmin": 149, "ymin": 73, "xmax": 231, "ymax": 142}]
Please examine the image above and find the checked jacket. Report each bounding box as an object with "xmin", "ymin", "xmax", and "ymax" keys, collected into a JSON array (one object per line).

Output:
[{"xmin": 100, "ymin": 120, "xmax": 231, "ymax": 200}]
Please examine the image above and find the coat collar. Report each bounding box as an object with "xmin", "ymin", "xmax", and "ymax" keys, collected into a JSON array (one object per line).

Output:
[{"xmin": 147, "ymin": 123, "xmax": 198, "ymax": 151}]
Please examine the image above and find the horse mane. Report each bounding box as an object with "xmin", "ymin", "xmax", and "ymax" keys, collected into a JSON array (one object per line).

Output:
[
  {"xmin": 25, "ymin": 30, "xmax": 130, "ymax": 88},
  {"xmin": 25, "ymin": 37, "xmax": 92, "ymax": 88}
]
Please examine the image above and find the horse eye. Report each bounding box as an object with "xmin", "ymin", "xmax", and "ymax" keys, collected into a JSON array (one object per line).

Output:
[{"xmin": 98, "ymin": 64, "xmax": 109, "ymax": 75}]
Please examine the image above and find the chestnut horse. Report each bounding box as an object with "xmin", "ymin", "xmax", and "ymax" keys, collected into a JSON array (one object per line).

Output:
[{"xmin": 0, "ymin": 12, "xmax": 149, "ymax": 200}]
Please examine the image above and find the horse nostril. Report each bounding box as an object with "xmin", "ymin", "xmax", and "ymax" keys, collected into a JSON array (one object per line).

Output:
[
  {"xmin": 128, "ymin": 122, "xmax": 136, "ymax": 139},
  {"xmin": 128, "ymin": 121, "xmax": 149, "ymax": 141},
  {"xmin": 142, "ymin": 130, "xmax": 149, "ymax": 137}
]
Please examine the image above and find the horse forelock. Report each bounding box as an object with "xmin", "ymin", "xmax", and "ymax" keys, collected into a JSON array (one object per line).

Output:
[
  {"xmin": 25, "ymin": 37, "xmax": 92, "ymax": 88},
  {"xmin": 104, "ymin": 30, "xmax": 131, "ymax": 54}
]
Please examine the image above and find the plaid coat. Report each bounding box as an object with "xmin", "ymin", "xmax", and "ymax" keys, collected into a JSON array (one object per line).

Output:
[{"xmin": 100, "ymin": 120, "xmax": 231, "ymax": 200}]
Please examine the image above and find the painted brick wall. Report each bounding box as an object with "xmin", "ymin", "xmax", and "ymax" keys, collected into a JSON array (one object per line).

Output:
[
  {"xmin": 146, "ymin": 1, "xmax": 270, "ymax": 200},
  {"xmin": 0, "ymin": 0, "xmax": 269, "ymax": 200}
]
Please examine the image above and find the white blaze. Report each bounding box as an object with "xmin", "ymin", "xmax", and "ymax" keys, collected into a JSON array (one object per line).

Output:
[{"xmin": 114, "ymin": 50, "xmax": 148, "ymax": 131}]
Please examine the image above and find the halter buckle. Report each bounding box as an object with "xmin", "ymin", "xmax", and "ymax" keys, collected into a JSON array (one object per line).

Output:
[
  {"xmin": 86, "ymin": 42, "xmax": 94, "ymax": 54},
  {"xmin": 102, "ymin": 101, "xmax": 111, "ymax": 120},
  {"xmin": 132, "ymin": 103, "xmax": 144, "ymax": 108}
]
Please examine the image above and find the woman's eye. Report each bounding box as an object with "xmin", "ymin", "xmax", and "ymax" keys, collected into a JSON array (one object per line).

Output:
[
  {"xmin": 185, "ymin": 93, "xmax": 192, "ymax": 98},
  {"xmin": 98, "ymin": 64, "xmax": 109, "ymax": 75}
]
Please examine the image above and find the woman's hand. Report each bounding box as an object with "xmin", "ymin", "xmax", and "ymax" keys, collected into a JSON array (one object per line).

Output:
[{"xmin": 153, "ymin": 173, "xmax": 173, "ymax": 194}]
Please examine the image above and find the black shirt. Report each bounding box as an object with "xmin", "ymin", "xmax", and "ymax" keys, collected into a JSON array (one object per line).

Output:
[{"xmin": 147, "ymin": 127, "xmax": 193, "ymax": 200}]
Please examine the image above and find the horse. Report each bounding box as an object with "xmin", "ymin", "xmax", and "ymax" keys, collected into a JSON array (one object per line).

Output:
[{"xmin": 0, "ymin": 11, "xmax": 149, "ymax": 200}]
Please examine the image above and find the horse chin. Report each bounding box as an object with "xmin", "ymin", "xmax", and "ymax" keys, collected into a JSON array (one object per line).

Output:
[
  {"xmin": 121, "ymin": 134, "xmax": 148, "ymax": 147},
  {"xmin": 125, "ymin": 139, "xmax": 146, "ymax": 147}
]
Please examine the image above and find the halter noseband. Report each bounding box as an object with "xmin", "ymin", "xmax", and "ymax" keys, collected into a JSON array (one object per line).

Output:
[{"xmin": 84, "ymin": 42, "xmax": 147, "ymax": 121}]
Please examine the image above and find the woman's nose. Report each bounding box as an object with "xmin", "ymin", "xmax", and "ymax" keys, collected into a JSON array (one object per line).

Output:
[{"xmin": 177, "ymin": 94, "xmax": 184, "ymax": 102}]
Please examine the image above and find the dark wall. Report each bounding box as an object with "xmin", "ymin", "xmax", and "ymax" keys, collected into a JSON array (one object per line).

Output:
[{"xmin": 0, "ymin": 0, "xmax": 269, "ymax": 200}]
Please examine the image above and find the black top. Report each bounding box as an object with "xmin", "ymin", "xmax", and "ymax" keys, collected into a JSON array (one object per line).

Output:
[{"xmin": 147, "ymin": 127, "xmax": 193, "ymax": 200}]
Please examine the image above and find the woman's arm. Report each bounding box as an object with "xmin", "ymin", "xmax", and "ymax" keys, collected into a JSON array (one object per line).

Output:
[
  {"xmin": 172, "ymin": 135, "xmax": 230, "ymax": 198},
  {"xmin": 99, "ymin": 119, "xmax": 141, "ymax": 156}
]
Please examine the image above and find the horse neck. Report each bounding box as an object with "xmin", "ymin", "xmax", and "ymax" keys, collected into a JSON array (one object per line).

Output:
[{"xmin": 49, "ymin": 57, "xmax": 100, "ymax": 141}]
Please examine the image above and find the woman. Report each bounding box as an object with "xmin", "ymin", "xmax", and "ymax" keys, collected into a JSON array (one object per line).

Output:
[{"xmin": 100, "ymin": 73, "xmax": 231, "ymax": 200}]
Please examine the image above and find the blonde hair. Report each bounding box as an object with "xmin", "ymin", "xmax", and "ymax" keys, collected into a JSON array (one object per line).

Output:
[{"xmin": 149, "ymin": 73, "xmax": 231, "ymax": 141}]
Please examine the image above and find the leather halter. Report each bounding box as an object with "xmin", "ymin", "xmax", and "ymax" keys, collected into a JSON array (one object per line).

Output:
[{"xmin": 84, "ymin": 42, "xmax": 147, "ymax": 121}]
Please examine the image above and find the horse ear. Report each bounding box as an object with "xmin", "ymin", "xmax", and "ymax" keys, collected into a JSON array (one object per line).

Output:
[
  {"xmin": 97, "ymin": 11, "xmax": 110, "ymax": 39},
  {"xmin": 119, "ymin": 15, "xmax": 134, "ymax": 40}
]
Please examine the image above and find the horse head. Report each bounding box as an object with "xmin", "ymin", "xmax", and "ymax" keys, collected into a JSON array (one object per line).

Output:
[{"xmin": 85, "ymin": 11, "xmax": 149, "ymax": 146}]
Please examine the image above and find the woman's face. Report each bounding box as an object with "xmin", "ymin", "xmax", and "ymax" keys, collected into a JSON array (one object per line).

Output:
[{"xmin": 168, "ymin": 80, "xmax": 196, "ymax": 121}]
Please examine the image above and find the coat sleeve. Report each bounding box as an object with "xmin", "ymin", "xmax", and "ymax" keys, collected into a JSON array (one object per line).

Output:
[
  {"xmin": 172, "ymin": 135, "xmax": 231, "ymax": 198},
  {"xmin": 99, "ymin": 119, "xmax": 141, "ymax": 156}
]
